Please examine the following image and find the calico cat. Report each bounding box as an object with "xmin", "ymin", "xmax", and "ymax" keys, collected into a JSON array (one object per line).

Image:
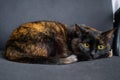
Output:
[
  {"xmin": 5, "ymin": 21, "xmax": 77, "ymax": 64},
  {"xmin": 5, "ymin": 20, "xmax": 115, "ymax": 64},
  {"xmin": 71, "ymin": 24, "xmax": 115, "ymax": 61}
]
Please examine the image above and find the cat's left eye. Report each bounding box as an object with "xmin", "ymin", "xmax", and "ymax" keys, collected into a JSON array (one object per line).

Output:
[
  {"xmin": 82, "ymin": 43, "xmax": 90, "ymax": 48},
  {"xmin": 98, "ymin": 45, "xmax": 105, "ymax": 50}
]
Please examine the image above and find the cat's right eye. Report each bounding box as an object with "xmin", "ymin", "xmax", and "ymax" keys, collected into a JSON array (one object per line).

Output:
[{"xmin": 82, "ymin": 42, "xmax": 90, "ymax": 48}]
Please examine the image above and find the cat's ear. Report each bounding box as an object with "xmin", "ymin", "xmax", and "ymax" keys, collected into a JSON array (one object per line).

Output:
[
  {"xmin": 101, "ymin": 28, "xmax": 116, "ymax": 40},
  {"xmin": 74, "ymin": 24, "xmax": 85, "ymax": 34}
]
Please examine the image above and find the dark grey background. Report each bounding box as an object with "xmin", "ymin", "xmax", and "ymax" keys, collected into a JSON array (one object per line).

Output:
[{"xmin": 0, "ymin": 0, "xmax": 113, "ymax": 50}]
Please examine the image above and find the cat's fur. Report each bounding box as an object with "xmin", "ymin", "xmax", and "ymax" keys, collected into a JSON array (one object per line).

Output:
[
  {"xmin": 5, "ymin": 21, "xmax": 76, "ymax": 64},
  {"xmin": 72, "ymin": 24, "xmax": 115, "ymax": 61},
  {"xmin": 5, "ymin": 21, "xmax": 115, "ymax": 64}
]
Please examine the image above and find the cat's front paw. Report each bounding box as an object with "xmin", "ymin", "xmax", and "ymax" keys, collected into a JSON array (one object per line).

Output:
[{"xmin": 59, "ymin": 55, "xmax": 78, "ymax": 64}]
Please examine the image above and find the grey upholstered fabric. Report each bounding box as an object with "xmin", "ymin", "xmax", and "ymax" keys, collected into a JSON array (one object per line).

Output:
[{"xmin": 0, "ymin": 51, "xmax": 120, "ymax": 80}]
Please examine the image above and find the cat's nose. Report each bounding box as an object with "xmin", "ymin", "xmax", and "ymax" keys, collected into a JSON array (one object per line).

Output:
[
  {"xmin": 91, "ymin": 51, "xmax": 98, "ymax": 58},
  {"xmin": 91, "ymin": 51, "xmax": 95, "ymax": 55}
]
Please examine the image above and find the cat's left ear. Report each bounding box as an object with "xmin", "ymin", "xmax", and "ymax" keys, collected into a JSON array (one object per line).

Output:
[
  {"xmin": 74, "ymin": 24, "xmax": 85, "ymax": 34},
  {"xmin": 101, "ymin": 28, "xmax": 116, "ymax": 40}
]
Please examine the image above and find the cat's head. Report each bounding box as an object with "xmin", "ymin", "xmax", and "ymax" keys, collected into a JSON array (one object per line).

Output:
[{"xmin": 71, "ymin": 24, "xmax": 115, "ymax": 61}]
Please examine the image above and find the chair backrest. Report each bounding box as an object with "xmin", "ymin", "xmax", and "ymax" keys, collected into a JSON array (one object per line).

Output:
[
  {"xmin": 0, "ymin": 0, "xmax": 113, "ymax": 50},
  {"xmin": 113, "ymin": 8, "xmax": 120, "ymax": 56}
]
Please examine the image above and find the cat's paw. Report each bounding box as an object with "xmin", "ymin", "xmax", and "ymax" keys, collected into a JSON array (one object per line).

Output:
[
  {"xmin": 108, "ymin": 49, "xmax": 113, "ymax": 57},
  {"xmin": 59, "ymin": 55, "xmax": 78, "ymax": 64}
]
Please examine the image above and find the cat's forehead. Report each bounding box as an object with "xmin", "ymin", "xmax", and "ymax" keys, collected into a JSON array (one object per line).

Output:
[
  {"xmin": 85, "ymin": 34, "xmax": 106, "ymax": 44},
  {"xmin": 82, "ymin": 34, "xmax": 105, "ymax": 44},
  {"xmin": 81, "ymin": 30, "xmax": 102, "ymax": 42},
  {"xmin": 84, "ymin": 29, "xmax": 101, "ymax": 39},
  {"xmin": 81, "ymin": 25, "xmax": 101, "ymax": 37}
]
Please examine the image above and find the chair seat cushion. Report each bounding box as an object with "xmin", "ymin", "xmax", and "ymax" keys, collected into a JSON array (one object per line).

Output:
[{"xmin": 0, "ymin": 51, "xmax": 120, "ymax": 80}]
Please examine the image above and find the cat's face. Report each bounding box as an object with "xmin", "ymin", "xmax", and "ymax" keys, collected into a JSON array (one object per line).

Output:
[{"xmin": 72, "ymin": 24, "xmax": 115, "ymax": 61}]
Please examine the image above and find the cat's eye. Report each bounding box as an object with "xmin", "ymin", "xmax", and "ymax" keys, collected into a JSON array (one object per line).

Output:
[
  {"xmin": 98, "ymin": 45, "xmax": 105, "ymax": 50},
  {"xmin": 82, "ymin": 43, "xmax": 90, "ymax": 48}
]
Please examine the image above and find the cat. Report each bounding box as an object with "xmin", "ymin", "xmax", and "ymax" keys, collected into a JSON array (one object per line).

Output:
[
  {"xmin": 5, "ymin": 20, "xmax": 115, "ymax": 64},
  {"xmin": 71, "ymin": 24, "xmax": 115, "ymax": 61},
  {"xmin": 5, "ymin": 20, "xmax": 77, "ymax": 64}
]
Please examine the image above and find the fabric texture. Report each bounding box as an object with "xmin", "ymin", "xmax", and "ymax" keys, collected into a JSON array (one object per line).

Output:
[{"xmin": 0, "ymin": 51, "xmax": 120, "ymax": 80}]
